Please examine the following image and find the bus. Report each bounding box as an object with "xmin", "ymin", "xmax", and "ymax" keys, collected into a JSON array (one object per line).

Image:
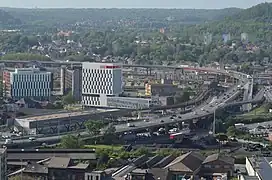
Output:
[{"xmin": 169, "ymin": 128, "xmax": 195, "ymax": 143}]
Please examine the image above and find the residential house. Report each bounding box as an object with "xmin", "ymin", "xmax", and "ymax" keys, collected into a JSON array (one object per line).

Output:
[
  {"xmin": 163, "ymin": 151, "xmax": 205, "ymax": 180},
  {"xmin": 200, "ymin": 153, "xmax": 235, "ymax": 178}
]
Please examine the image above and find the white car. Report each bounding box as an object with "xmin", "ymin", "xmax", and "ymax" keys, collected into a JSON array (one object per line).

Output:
[{"xmin": 29, "ymin": 137, "xmax": 36, "ymax": 141}]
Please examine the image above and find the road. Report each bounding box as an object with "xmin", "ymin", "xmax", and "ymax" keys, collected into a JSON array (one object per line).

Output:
[
  {"xmin": 2, "ymin": 83, "xmax": 244, "ymax": 146},
  {"xmin": 0, "ymin": 66, "xmax": 252, "ymax": 146}
]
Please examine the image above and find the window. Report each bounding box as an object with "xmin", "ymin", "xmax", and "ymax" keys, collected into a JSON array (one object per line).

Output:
[
  {"xmin": 204, "ymin": 165, "xmax": 211, "ymax": 168},
  {"xmin": 95, "ymin": 176, "xmax": 99, "ymax": 180},
  {"xmin": 215, "ymin": 165, "xmax": 220, "ymax": 168}
]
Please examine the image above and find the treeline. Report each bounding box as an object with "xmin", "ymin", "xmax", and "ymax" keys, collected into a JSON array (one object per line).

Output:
[{"xmin": 1, "ymin": 53, "xmax": 51, "ymax": 61}]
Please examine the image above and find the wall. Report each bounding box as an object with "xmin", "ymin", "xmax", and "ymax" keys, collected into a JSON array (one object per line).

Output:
[{"xmin": 245, "ymin": 157, "xmax": 256, "ymax": 176}]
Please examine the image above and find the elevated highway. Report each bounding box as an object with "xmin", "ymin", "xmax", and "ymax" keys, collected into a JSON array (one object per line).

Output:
[{"xmin": 0, "ymin": 61, "xmax": 256, "ymax": 147}]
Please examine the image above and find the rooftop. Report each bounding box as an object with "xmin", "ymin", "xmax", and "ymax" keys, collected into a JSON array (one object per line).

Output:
[
  {"xmin": 15, "ymin": 109, "xmax": 119, "ymax": 121},
  {"xmin": 48, "ymin": 157, "xmax": 70, "ymax": 168}
]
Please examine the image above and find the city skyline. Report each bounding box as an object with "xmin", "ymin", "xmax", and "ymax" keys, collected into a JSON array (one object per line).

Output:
[{"xmin": 1, "ymin": 0, "xmax": 272, "ymax": 9}]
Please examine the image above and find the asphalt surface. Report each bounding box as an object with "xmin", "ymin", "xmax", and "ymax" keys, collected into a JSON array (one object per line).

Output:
[
  {"xmin": 0, "ymin": 67, "xmax": 251, "ymax": 146},
  {"xmin": 1, "ymin": 84, "xmax": 244, "ymax": 145}
]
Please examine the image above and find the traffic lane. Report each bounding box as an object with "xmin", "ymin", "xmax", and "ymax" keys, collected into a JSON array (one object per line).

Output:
[{"xmin": 7, "ymin": 84, "xmax": 245, "ymax": 144}]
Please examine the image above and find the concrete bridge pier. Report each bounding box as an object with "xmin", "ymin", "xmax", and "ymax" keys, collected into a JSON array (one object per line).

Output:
[
  {"xmin": 177, "ymin": 122, "xmax": 183, "ymax": 130},
  {"xmin": 137, "ymin": 112, "xmax": 142, "ymax": 119}
]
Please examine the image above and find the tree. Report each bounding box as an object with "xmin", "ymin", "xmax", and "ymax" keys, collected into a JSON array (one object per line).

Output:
[
  {"xmin": 62, "ymin": 91, "xmax": 75, "ymax": 105},
  {"xmin": 85, "ymin": 121, "xmax": 104, "ymax": 136},
  {"xmin": 226, "ymin": 126, "xmax": 238, "ymax": 137},
  {"xmin": 9, "ymin": 176, "xmax": 35, "ymax": 180},
  {"xmin": 104, "ymin": 123, "xmax": 116, "ymax": 135},
  {"xmin": 60, "ymin": 135, "xmax": 83, "ymax": 149}
]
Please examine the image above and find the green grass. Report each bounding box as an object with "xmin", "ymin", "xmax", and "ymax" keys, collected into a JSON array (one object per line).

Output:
[
  {"xmin": 243, "ymin": 105, "xmax": 269, "ymax": 116},
  {"xmin": 84, "ymin": 144, "xmax": 123, "ymax": 151}
]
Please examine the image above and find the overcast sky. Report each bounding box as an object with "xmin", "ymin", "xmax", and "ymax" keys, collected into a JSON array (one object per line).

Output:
[{"xmin": 1, "ymin": 0, "xmax": 272, "ymax": 9}]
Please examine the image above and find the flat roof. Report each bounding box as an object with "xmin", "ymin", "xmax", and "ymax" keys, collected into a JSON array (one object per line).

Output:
[
  {"xmin": 7, "ymin": 153, "xmax": 96, "ymax": 161},
  {"xmin": 15, "ymin": 109, "xmax": 119, "ymax": 122}
]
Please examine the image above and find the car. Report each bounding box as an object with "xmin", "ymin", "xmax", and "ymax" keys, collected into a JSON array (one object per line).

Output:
[
  {"xmin": 172, "ymin": 114, "xmax": 177, "ymax": 117},
  {"xmin": 170, "ymin": 117, "xmax": 174, "ymax": 119},
  {"xmin": 127, "ymin": 123, "xmax": 135, "ymax": 127},
  {"xmin": 144, "ymin": 119, "xmax": 149, "ymax": 122},
  {"xmin": 209, "ymin": 105, "xmax": 213, "ymax": 107},
  {"xmin": 194, "ymin": 112, "xmax": 197, "ymax": 115},
  {"xmin": 201, "ymin": 108, "xmax": 205, "ymax": 111},
  {"xmin": 160, "ymin": 120, "xmax": 165, "ymax": 123},
  {"xmin": 178, "ymin": 116, "xmax": 182, "ymax": 119},
  {"xmin": 29, "ymin": 137, "xmax": 36, "ymax": 141}
]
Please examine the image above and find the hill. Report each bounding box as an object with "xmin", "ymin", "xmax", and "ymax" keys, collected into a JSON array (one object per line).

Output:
[
  {"xmin": 0, "ymin": 9, "xmax": 21, "ymax": 26},
  {"xmin": 2, "ymin": 7, "xmax": 241, "ymax": 27},
  {"xmin": 234, "ymin": 2, "xmax": 272, "ymax": 22}
]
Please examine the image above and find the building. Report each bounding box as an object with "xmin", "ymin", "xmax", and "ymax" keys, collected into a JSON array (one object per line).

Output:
[
  {"xmin": 0, "ymin": 148, "xmax": 7, "ymax": 180},
  {"xmin": 13, "ymin": 109, "xmax": 123, "ymax": 135},
  {"xmin": 112, "ymin": 152, "xmax": 234, "ymax": 180},
  {"xmin": 82, "ymin": 62, "xmax": 122, "ymax": 107},
  {"xmin": 107, "ymin": 96, "xmax": 161, "ymax": 109},
  {"xmin": 3, "ymin": 67, "xmax": 52, "ymax": 100},
  {"xmin": 8, "ymin": 156, "xmax": 96, "ymax": 180},
  {"xmin": 145, "ymin": 83, "xmax": 178, "ymax": 97},
  {"xmin": 163, "ymin": 151, "xmax": 204, "ymax": 179},
  {"xmin": 243, "ymin": 156, "xmax": 272, "ymax": 180},
  {"xmin": 61, "ymin": 66, "xmax": 82, "ymax": 101}
]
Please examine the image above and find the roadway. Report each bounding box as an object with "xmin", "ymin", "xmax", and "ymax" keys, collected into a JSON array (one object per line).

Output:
[
  {"xmin": 0, "ymin": 63, "xmax": 254, "ymax": 146},
  {"xmin": 1, "ymin": 83, "xmax": 245, "ymax": 146}
]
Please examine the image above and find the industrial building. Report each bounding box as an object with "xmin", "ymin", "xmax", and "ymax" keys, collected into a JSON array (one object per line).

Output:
[
  {"xmin": 107, "ymin": 96, "xmax": 161, "ymax": 109},
  {"xmin": 81, "ymin": 62, "xmax": 123, "ymax": 107},
  {"xmin": 3, "ymin": 67, "xmax": 52, "ymax": 100},
  {"xmin": 14, "ymin": 109, "xmax": 122, "ymax": 135}
]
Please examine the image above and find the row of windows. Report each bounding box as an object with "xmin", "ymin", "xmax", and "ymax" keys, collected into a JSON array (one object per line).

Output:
[
  {"xmin": 86, "ymin": 175, "xmax": 100, "ymax": 180},
  {"xmin": 108, "ymin": 101, "xmax": 149, "ymax": 109},
  {"xmin": 11, "ymin": 88, "xmax": 51, "ymax": 97},
  {"xmin": 82, "ymin": 81, "xmax": 113, "ymax": 87},
  {"xmin": 11, "ymin": 82, "xmax": 51, "ymax": 90},
  {"xmin": 82, "ymin": 73, "xmax": 113, "ymax": 79},
  {"xmin": 83, "ymin": 68, "xmax": 113, "ymax": 74},
  {"xmin": 82, "ymin": 96, "xmax": 103, "ymax": 106},
  {"xmin": 12, "ymin": 73, "xmax": 51, "ymax": 82},
  {"xmin": 204, "ymin": 165, "xmax": 230, "ymax": 169},
  {"xmin": 82, "ymin": 89, "xmax": 113, "ymax": 95},
  {"xmin": 107, "ymin": 100, "xmax": 149, "ymax": 109}
]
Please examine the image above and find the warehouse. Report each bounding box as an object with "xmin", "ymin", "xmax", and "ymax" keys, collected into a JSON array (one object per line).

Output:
[{"xmin": 14, "ymin": 109, "xmax": 124, "ymax": 135}]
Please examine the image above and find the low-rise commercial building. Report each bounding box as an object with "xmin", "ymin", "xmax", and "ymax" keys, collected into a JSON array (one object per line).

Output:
[
  {"xmin": 145, "ymin": 83, "xmax": 178, "ymax": 97},
  {"xmin": 107, "ymin": 96, "xmax": 161, "ymax": 109},
  {"xmin": 14, "ymin": 109, "xmax": 122, "ymax": 135},
  {"xmin": 3, "ymin": 67, "xmax": 52, "ymax": 100}
]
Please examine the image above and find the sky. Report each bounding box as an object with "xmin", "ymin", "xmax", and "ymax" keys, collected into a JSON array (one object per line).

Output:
[{"xmin": 1, "ymin": 0, "xmax": 272, "ymax": 9}]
